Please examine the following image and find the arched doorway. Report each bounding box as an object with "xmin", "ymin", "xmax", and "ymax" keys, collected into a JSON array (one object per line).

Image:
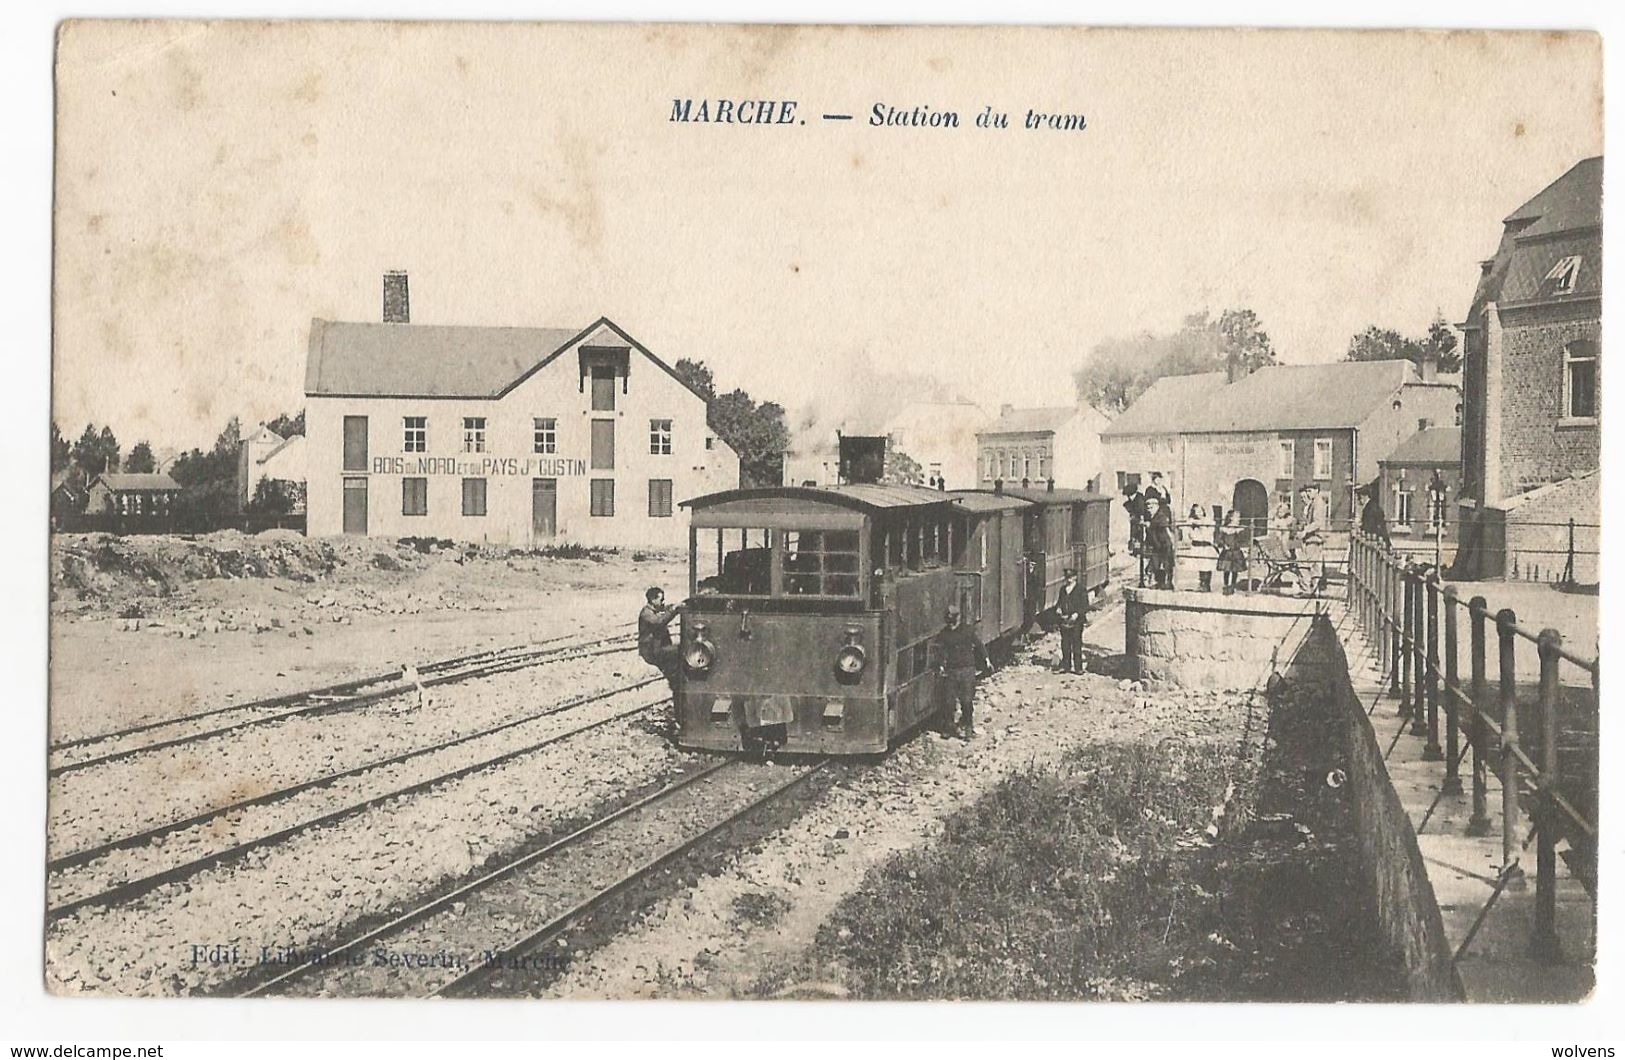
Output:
[{"xmin": 1232, "ymin": 479, "xmax": 1269, "ymax": 538}]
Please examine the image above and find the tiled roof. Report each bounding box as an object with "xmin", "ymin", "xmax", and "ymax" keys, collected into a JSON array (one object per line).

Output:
[
  {"xmin": 1380, "ymin": 426, "xmax": 1461, "ymax": 466},
  {"xmin": 306, "ymin": 320, "xmax": 583, "ymax": 398},
  {"xmin": 304, "ymin": 316, "xmax": 705, "ymax": 402},
  {"xmin": 94, "ymin": 473, "xmax": 181, "ymax": 492},
  {"xmin": 1469, "ymin": 157, "xmax": 1602, "ymax": 318},
  {"xmin": 1100, "ymin": 373, "xmax": 1225, "ymax": 437},
  {"xmin": 1105, "ymin": 361, "xmax": 1423, "ymax": 436}
]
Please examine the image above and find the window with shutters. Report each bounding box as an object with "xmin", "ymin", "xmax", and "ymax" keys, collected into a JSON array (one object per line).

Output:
[
  {"xmin": 648, "ymin": 479, "xmax": 673, "ymax": 518},
  {"xmin": 590, "ymin": 478, "xmax": 615, "ymax": 517},
  {"xmin": 402, "ymin": 477, "xmax": 428, "ymax": 516},
  {"xmin": 591, "ymin": 419, "xmax": 615, "ymax": 469},
  {"xmin": 591, "ymin": 366, "xmax": 616, "ymax": 411},
  {"xmin": 343, "ymin": 416, "xmax": 368, "ymax": 471},
  {"xmin": 462, "ymin": 477, "xmax": 487, "ymax": 516}
]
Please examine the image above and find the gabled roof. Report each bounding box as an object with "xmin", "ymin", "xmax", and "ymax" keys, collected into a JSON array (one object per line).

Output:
[
  {"xmin": 1101, "ymin": 373, "xmax": 1226, "ymax": 437},
  {"xmin": 1105, "ymin": 362, "xmax": 1424, "ymax": 436},
  {"xmin": 1380, "ymin": 426, "xmax": 1461, "ymax": 466},
  {"xmin": 257, "ymin": 433, "xmax": 302, "ymax": 465},
  {"xmin": 93, "ymin": 473, "xmax": 181, "ymax": 492},
  {"xmin": 981, "ymin": 406, "xmax": 1080, "ymax": 435},
  {"xmin": 305, "ymin": 316, "xmax": 706, "ymax": 401},
  {"xmin": 243, "ymin": 424, "xmax": 286, "ymax": 446}
]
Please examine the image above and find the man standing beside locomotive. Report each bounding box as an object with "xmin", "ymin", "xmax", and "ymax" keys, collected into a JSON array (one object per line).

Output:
[
  {"xmin": 638, "ymin": 586, "xmax": 683, "ymax": 696},
  {"xmin": 935, "ymin": 603, "xmax": 991, "ymax": 741},
  {"xmin": 1054, "ymin": 567, "xmax": 1090, "ymax": 674}
]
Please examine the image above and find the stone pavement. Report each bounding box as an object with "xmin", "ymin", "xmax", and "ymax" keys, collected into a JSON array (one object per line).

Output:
[{"xmin": 1328, "ymin": 601, "xmax": 1596, "ymax": 1002}]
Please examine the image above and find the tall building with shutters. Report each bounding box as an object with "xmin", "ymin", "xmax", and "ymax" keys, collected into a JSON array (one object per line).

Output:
[{"xmin": 304, "ymin": 276, "xmax": 739, "ymax": 547}]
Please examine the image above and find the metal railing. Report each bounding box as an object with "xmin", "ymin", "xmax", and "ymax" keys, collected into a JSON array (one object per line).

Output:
[{"xmin": 1345, "ymin": 529, "xmax": 1598, "ymax": 962}]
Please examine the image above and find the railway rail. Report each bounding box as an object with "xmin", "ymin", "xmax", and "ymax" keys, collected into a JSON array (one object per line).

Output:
[
  {"xmin": 48, "ymin": 626, "xmax": 634, "ymax": 776},
  {"xmin": 233, "ymin": 756, "xmax": 831, "ymax": 998},
  {"xmin": 47, "ymin": 678, "xmax": 670, "ymax": 922}
]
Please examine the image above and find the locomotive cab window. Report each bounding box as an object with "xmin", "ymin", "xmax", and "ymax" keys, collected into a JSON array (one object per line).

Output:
[
  {"xmin": 694, "ymin": 527, "xmax": 775, "ymax": 596},
  {"xmin": 781, "ymin": 530, "xmax": 861, "ymax": 596}
]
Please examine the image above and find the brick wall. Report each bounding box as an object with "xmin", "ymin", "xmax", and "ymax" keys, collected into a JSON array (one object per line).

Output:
[{"xmin": 1497, "ymin": 306, "xmax": 1600, "ymax": 495}]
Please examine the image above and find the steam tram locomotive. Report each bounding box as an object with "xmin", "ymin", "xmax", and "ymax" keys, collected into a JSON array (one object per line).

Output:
[{"xmin": 674, "ymin": 483, "xmax": 1112, "ymax": 754}]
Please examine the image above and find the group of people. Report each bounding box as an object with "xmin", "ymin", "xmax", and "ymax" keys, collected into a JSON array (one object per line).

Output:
[{"xmin": 1123, "ymin": 476, "xmax": 1352, "ymax": 596}]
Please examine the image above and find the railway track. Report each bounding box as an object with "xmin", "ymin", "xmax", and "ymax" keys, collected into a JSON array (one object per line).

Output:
[
  {"xmin": 48, "ymin": 626, "xmax": 634, "ymax": 777},
  {"xmin": 233, "ymin": 756, "xmax": 831, "ymax": 998},
  {"xmin": 47, "ymin": 678, "xmax": 671, "ymax": 922}
]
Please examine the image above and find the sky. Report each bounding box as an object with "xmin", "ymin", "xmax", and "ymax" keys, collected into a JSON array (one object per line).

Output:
[{"xmin": 52, "ymin": 22, "xmax": 1602, "ymax": 452}]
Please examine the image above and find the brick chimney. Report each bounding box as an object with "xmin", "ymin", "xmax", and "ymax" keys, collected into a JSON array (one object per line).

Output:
[{"xmin": 383, "ymin": 271, "xmax": 410, "ymax": 324}]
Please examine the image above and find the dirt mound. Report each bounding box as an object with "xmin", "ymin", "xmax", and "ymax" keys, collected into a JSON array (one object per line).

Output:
[{"xmin": 50, "ymin": 530, "xmax": 421, "ymax": 605}]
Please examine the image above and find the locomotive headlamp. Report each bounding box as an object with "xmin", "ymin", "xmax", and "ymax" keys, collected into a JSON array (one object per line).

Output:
[
  {"xmin": 834, "ymin": 627, "xmax": 867, "ymax": 678},
  {"xmin": 684, "ymin": 622, "xmax": 717, "ymax": 674}
]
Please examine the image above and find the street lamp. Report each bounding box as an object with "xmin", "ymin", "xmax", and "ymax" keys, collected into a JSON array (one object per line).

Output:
[{"xmin": 1427, "ymin": 470, "xmax": 1448, "ymax": 571}]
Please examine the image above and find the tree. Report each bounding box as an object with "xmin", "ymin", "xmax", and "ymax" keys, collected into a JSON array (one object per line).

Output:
[
  {"xmin": 1420, "ymin": 312, "xmax": 1462, "ymax": 374},
  {"xmin": 709, "ymin": 390, "xmax": 790, "ymax": 488},
  {"xmin": 882, "ymin": 441, "xmax": 923, "ymax": 486},
  {"xmin": 672, "ymin": 359, "xmax": 716, "ymax": 402},
  {"xmin": 265, "ymin": 410, "xmax": 305, "ymax": 438},
  {"xmin": 124, "ymin": 441, "xmax": 156, "ymax": 474},
  {"xmin": 1345, "ymin": 315, "xmax": 1460, "ymax": 374},
  {"xmin": 246, "ymin": 477, "xmax": 295, "ymax": 516},
  {"xmin": 1345, "ymin": 326, "xmax": 1420, "ymax": 365},
  {"xmin": 50, "ymin": 422, "xmax": 70, "ymax": 473},
  {"xmin": 72, "ymin": 423, "xmax": 118, "ymax": 478},
  {"xmin": 1073, "ymin": 307, "xmax": 1277, "ymax": 413},
  {"xmin": 98, "ymin": 426, "xmax": 120, "ymax": 475},
  {"xmin": 1218, "ymin": 308, "xmax": 1278, "ymax": 374}
]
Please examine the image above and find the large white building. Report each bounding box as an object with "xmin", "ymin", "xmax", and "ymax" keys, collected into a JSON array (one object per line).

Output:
[{"xmin": 305, "ymin": 279, "xmax": 738, "ymax": 547}]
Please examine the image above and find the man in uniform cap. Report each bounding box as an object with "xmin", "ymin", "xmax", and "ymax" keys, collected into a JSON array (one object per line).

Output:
[
  {"xmin": 638, "ymin": 586, "xmax": 683, "ymax": 696},
  {"xmin": 1053, "ymin": 567, "xmax": 1090, "ymax": 674},
  {"xmin": 933, "ymin": 603, "xmax": 991, "ymax": 740}
]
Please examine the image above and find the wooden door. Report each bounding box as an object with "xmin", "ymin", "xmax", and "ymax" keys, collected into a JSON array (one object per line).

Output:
[{"xmin": 532, "ymin": 478, "xmax": 557, "ymax": 540}]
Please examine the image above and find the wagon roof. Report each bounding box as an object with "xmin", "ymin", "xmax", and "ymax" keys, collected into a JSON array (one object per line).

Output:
[
  {"xmin": 944, "ymin": 491, "xmax": 1032, "ymax": 512},
  {"xmin": 684, "ymin": 484, "xmax": 960, "ymax": 514},
  {"xmin": 995, "ymin": 487, "xmax": 1111, "ymax": 504}
]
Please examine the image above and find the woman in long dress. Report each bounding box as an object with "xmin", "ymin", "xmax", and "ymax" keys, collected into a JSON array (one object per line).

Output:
[
  {"xmin": 1215, "ymin": 510, "xmax": 1249, "ymax": 594},
  {"xmin": 1181, "ymin": 503, "xmax": 1217, "ymax": 591}
]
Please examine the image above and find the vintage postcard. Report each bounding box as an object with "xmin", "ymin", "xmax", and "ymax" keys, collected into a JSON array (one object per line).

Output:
[{"xmin": 47, "ymin": 21, "xmax": 1601, "ymax": 1004}]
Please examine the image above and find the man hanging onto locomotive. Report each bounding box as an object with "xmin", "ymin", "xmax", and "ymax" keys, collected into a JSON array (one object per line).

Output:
[
  {"xmin": 638, "ymin": 586, "xmax": 683, "ymax": 696},
  {"xmin": 1054, "ymin": 567, "xmax": 1090, "ymax": 674},
  {"xmin": 934, "ymin": 603, "xmax": 991, "ymax": 741}
]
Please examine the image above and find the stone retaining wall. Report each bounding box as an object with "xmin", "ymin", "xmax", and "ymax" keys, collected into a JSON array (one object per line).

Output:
[{"xmin": 1124, "ymin": 587, "xmax": 1322, "ymax": 689}]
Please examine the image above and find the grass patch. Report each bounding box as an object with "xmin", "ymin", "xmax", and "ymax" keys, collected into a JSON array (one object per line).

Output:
[{"xmin": 812, "ymin": 741, "xmax": 1236, "ymax": 1001}]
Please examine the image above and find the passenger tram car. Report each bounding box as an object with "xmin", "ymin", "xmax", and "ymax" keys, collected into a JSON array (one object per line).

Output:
[{"xmin": 674, "ymin": 482, "xmax": 1111, "ymax": 754}]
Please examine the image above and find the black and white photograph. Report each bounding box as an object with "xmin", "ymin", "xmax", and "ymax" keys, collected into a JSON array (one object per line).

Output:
[{"xmin": 27, "ymin": 13, "xmax": 1609, "ymax": 1029}]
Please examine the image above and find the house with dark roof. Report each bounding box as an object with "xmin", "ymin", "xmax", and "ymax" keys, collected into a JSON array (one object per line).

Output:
[
  {"xmin": 85, "ymin": 473, "xmax": 182, "ymax": 520},
  {"xmin": 975, "ymin": 404, "xmax": 1112, "ymax": 492},
  {"xmin": 1457, "ymin": 157, "xmax": 1600, "ymax": 581},
  {"xmin": 1099, "ymin": 358, "xmax": 1460, "ymax": 539},
  {"xmin": 1377, "ymin": 426, "xmax": 1462, "ymax": 543},
  {"xmin": 305, "ymin": 273, "xmax": 740, "ymax": 546}
]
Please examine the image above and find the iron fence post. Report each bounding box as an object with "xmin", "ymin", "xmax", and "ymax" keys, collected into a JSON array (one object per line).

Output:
[
  {"xmin": 1496, "ymin": 608, "xmax": 1524, "ymax": 882},
  {"xmin": 1399, "ymin": 563, "xmax": 1415, "ymax": 720},
  {"xmin": 1442, "ymin": 585, "xmax": 1462, "ymax": 795},
  {"xmin": 1466, "ymin": 596, "xmax": 1491, "ymax": 836},
  {"xmin": 1532, "ymin": 628, "xmax": 1563, "ymax": 959},
  {"xmin": 1423, "ymin": 574, "xmax": 1443, "ymax": 758},
  {"xmin": 1388, "ymin": 551, "xmax": 1401, "ymax": 697}
]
